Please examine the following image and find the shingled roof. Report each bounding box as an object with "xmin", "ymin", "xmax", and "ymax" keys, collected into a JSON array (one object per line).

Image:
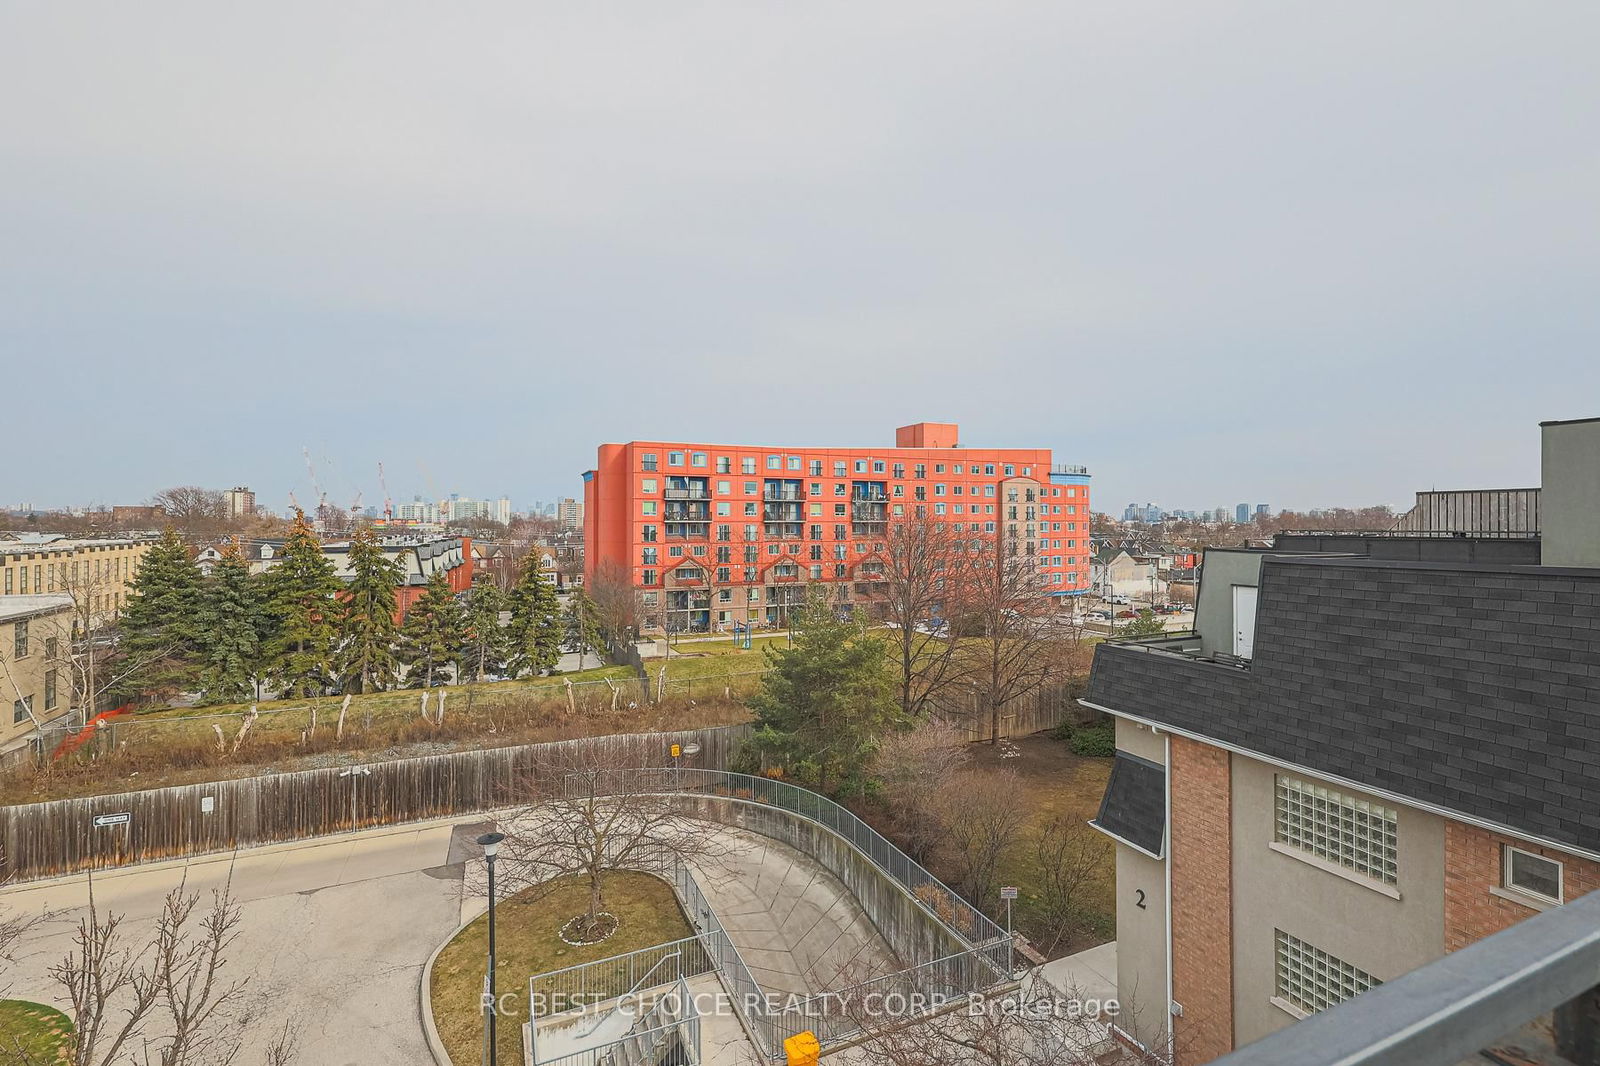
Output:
[{"xmin": 1085, "ymin": 555, "xmax": 1600, "ymax": 857}]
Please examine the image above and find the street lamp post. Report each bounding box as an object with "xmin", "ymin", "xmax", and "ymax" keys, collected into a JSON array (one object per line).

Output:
[{"xmin": 477, "ymin": 831, "xmax": 506, "ymax": 1065}]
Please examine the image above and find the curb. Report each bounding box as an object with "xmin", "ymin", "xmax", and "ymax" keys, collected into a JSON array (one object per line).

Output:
[{"xmin": 420, "ymin": 907, "xmax": 485, "ymax": 1066}]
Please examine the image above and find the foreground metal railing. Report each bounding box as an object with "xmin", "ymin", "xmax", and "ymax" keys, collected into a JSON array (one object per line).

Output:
[{"xmin": 1210, "ymin": 886, "xmax": 1600, "ymax": 1066}]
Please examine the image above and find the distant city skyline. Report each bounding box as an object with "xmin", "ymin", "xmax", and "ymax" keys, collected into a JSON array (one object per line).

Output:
[{"xmin": 3, "ymin": 4, "xmax": 1595, "ymax": 517}]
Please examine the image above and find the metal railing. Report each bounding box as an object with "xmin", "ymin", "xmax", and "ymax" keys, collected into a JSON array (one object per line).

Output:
[{"xmin": 530, "ymin": 936, "xmax": 713, "ymax": 1019}]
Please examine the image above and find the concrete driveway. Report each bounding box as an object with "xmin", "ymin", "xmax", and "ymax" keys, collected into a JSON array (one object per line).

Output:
[{"xmin": 1, "ymin": 822, "xmax": 470, "ymax": 1066}]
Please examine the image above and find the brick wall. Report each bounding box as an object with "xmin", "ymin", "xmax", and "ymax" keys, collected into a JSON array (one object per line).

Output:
[
  {"xmin": 1444, "ymin": 821, "xmax": 1600, "ymax": 952},
  {"xmin": 1170, "ymin": 735, "xmax": 1234, "ymax": 1064}
]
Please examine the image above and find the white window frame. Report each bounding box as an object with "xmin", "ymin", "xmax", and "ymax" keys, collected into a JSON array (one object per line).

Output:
[{"xmin": 1503, "ymin": 845, "xmax": 1563, "ymax": 905}]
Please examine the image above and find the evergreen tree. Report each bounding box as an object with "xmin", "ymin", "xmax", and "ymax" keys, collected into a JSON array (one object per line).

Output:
[
  {"xmin": 398, "ymin": 570, "xmax": 466, "ymax": 688},
  {"xmin": 460, "ymin": 578, "xmax": 510, "ymax": 683},
  {"xmin": 119, "ymin": 527, "xmax": 205, "ymax": 697},
  {"xmin": 334, "ymin": 526, "xmax": 403, "ymax": 692},
  {"xmin": 261, "ymin": 511, "xmax": 343, "ymax": 698},
  {"xmin": 564, "ymin": 587, "xmax": 605, "ymax": 669},
  {"xmin": 506, "ymin": 557, "xmax": 563, "ymax": 677},
  {"xmin": 196, "ymin": 543, "xmax": 264, "ymax": 705},
  {"xmin": 747, "ymin": 588, "xmax": 901, "ymax": 795}
]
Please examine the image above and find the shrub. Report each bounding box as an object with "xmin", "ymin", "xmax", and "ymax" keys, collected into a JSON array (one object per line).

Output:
[{"xmin": 1067, "ymin": 721, "xmax": 1115, "ymax": 758}]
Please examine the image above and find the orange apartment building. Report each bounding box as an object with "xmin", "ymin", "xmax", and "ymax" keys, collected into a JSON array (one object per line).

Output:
[{"xmin": 583, "ymin": 422, "xmax": 1091, "ymax": 632}]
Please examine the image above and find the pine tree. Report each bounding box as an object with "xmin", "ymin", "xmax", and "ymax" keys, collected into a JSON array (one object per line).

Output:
[
  {"xmin": 398, "ymin": 570, "xmax": 466, "ymax": 688},
  {"xmin": 460, "ymin": 578, "xmax": 510, "ymax": 683},
  {"xmin": 119, "ymin": 527, "xmax": 205, "ymax": 697},
  {"xmin": 196, "ymin": 542, "xmax": 263, "ymax": 705},
  {"xmin": 261, "ymin": 511, "xmax": 343, "ymax": 698},
  {"xmin": 334, "ymin": 526, "xmax": 403, "ymax": 693},
  {"xmin": 506, "ymin": 557, "xmax": 563, "ymax": 677},
  {"xmin": 747, "ymin": 588, "xmax": 900, "ymax": 796},
  {"xmin": 564, "ymin": 587, "xmax": 605, "ymax": 670}
]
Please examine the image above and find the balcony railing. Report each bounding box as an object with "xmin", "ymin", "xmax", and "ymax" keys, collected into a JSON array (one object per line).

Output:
[
  {"xmin": 663, "ymin": 487, "xmax": 709, "ymax": 500},
  {"xmin": 762, "ymin": 489, "xmax": 803, "ymax": 501}
]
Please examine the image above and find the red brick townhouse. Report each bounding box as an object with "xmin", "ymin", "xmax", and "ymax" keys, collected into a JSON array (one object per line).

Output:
[
  {"xmin": 582, "ymin": 422, "xmax": 1091, "ymax": 631},
  {"xmin": 1082, "ymin": 416, "xmax": 1600, "ymax": 1064}
]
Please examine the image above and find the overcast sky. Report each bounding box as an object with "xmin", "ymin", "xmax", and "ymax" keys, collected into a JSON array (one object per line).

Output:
[{"xmin": 3, "ymin": 2, "xmax": 1597, "ymax": 516}]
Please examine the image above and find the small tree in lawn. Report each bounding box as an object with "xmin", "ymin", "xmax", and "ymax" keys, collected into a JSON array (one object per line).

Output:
[
  {"xmin": 119, "ymin": 527, "xmax": 205, "ymax": 700},
  {"xmin": 872, "ymin": 717, "xmax": 970, "ymax": 864},
  {"xmin": 260, "ymin": 511, "xmax": 342, "ymax": 698},
  {"xmin": 195, "ymin": 543, "xmax": 264, "ymax": 705},
  {"xmin": 398, "ymin": 570, "xmax": 465, "ymax": 689},
  {"xmin": 747, "ymin": 588, "xmax": 901, "ymax": 796},
  {"xmin": 458, "ymin": 577, "xmax": 509, "ymax": 683},
  {"xmin": 564, "ymin": 587, "xmax": 605, "ymax": 669},
  {"xmin": 506, "ymin": 556, "xmax": 562, "ymax": 677},
  {"xmin": 333, "ymin": 526, "xmax": 402, "ymax": 693},
  {"xmin": 492, "ymin": 738, "xmax": 731, "ymax": 945}
]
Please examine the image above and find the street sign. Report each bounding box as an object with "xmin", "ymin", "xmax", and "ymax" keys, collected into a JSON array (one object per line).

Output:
[
  {"xmin": 670, "ymin": 744, "xmax": 682, "ymax": 758},
  {"xmin": 94, "ymin": 813, "xmax": 130, "ymax": 828},
  {"xmin": 1000, "ymin": 886, "xmax": 1019, "ymax": 900}
]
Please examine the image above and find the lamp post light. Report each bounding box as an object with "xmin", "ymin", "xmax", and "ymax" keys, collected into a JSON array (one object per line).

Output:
[
  {"xmin": 477, "ymin": 831, "xmax": 506, "ymax": 1065},
  {"xmin": 337, "ymin": 766, "xmax": 371, "ymax": 829}
]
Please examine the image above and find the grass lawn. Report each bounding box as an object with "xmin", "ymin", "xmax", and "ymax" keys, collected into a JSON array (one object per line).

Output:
[
  {"xmin": 0, "ymin": 999, "xmax": 73, "ymax": 1063},
  {"xmin": 966, "ymin": 732, "xmax": 1116, "ymax": 957},
  {"xmin": 430, "ymin": 871, "xmax": 695, "ymax": 1066}
]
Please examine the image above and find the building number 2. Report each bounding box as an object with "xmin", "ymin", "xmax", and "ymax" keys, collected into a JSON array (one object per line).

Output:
[{"xmin": 1135, "ymin": 889, "xmax": 1147, "ymax": 910}]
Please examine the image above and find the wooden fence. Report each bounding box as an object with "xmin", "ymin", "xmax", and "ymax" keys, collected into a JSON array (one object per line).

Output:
[
  {"xmin": 0, "ymin": 724, "xmax": 750, "ymax": 884},
  {"xmin": 930, "ymin": 681, "xmax": 1089, "ymax": 742}
]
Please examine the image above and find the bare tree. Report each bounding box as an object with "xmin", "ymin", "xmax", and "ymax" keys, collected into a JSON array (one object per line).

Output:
[
  {"xmin": 37, "ymin": 876, "xmax": 296, "ymax": 1066},
  {"xmin": 872, "ymin": 718, "xmax": 970, "ymax": 863},
  {"xmin": 147, "ymin": 489, "xmax": 231, "ymax": 540},
  {"xmin": 958, "ymin": 537, "xmax": 1067, "ymax": 745},
  {"xmin": 940, "ymin": 769, "xmax": 1029, "ymax": 911},
  {"xmin": 492, "ymin": 739, "xmax": 731, "ymax": 942},
  {"xmin": 878, "ymin": 514, "xmax": 971, "ymax": 717},
  {"xmin": 588, "ymin": 560, "xmax": 643, "ymax": 649},
  {"xmin": 1027, "ymin": 817, "xmax": 1110, "ymax": 956}
]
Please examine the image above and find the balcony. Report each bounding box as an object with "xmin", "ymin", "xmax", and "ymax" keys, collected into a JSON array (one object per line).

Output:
[
  {"xmin": 664, "ymin": 487, "xmax": 709, "ymax": 500},
  {"xmin": 762, "ymin": 488, "xmax": 803, "ymax": 501}
]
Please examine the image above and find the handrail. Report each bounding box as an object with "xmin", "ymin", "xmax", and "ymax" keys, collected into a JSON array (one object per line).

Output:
[{"xmin": 577, "ymin": 951, "xmax": 681, "ymax": 1037}]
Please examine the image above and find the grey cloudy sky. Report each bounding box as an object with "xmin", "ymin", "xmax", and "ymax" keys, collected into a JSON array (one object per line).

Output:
[{"xmin": 4, "ymin": 2, "xmax": 1598, "ymax": 516}]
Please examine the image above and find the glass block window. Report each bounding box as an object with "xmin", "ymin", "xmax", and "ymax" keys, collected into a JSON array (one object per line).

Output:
[
  {"xmin": 1275, "ymin": 931, "xmax": 1379, "ymax": 1014},
  {"xmin": 1275, "ymin": 776, "xmax": 1398, "ymax": 884}
]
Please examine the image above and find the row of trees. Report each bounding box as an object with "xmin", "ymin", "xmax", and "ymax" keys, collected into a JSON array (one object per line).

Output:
[{"xmin": 118, "ymin": 514, "xmax": 584, "ymax": 705}]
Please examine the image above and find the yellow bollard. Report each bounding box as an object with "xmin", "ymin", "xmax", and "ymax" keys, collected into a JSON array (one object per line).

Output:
[{"xmin": 783, "ymin": 1031, "xmax": 820, "ymax": 1066}]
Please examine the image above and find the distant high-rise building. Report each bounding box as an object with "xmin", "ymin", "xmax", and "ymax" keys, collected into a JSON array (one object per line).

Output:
[
  {"xmin": 495, "ymin": 496, "xmax": 512, "ymax": 525},
  {"xmin": 1255, "ymin": 503, "xmax": 1269, "ymax": 517},
  {"xmin": 558, "ymin": 497, "xmax": 584, "ymax": 529},
  {"xmin": 226, "ymin": 486, "xmax": 256, "ymax": 519},
  {"xmin": 1235, "ymin": 503, "xmax": 1250, "ymax": 523}
]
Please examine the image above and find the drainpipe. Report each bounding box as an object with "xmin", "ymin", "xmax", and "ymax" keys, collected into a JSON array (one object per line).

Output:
[{"xmin": 1165, "ymin": 729, "xmax": 1175, "ymax": 1063}]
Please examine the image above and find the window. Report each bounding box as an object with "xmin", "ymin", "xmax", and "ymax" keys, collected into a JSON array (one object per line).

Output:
[
  {"xmin": 742, "ymin": 456, "xmax": 757, "ymax": 474},
  {"xmin": 717, "ymin": 456, "xmax": 731, "ymax": 474},
  {"xmin": 45, "ymin": 637, "xmax": 58, "ymax": 660},
  {"xmin": 767, "ymin": 455, "xmax": 781, "ymax": 470},
  {"xmin": 1504, "ymin": 846, "xmax": 1563, "ymax": 904},
  {"xmin": 788, "ymin": 456, "xmax": 802, "ymax": 471},
  {"xmin": 717, "ymin": 480, "xmax": 731, "ymax": 494},
  {"xmin": 873, "ymin": 460, "xmax": 885, "ymax": 473},
  {"xmin": 44, "ymin": 670, "xmax": 56, "ymax": 711},
  {"xmin": 641, "ymin": 569, "xmax": 657, "ymax": 585},
  {"xmin": 14, "ymin": 619, "xmax": 27, "ymax": 659},
  {"xmin": 691, "ymin": 452, "xmax": 707, "ymax": 467},
  {"xmin": 668, "ymin": 451, "xmax": 685, "ymax": 466},
  {"xmin": 642, "ymin": 501, "xmax": 657, "ymax": 516},
  {"xmin": 1275, "ymin": 776, "xmax": 1398, "ymax": 884},
  {"xmin": 12, "ymin": 698, "xmax": 29, "ymax": 725},
  {"xmin": 641, "ymin": 478, "xmax": 657, "ymax": 493},
  {"xmin": 854, "ymin": 459, "xmax": 868, "ymax": 473},
  {"xmin": 642, "ymin": 453, "xmax": 659, "ymax": 471},
  {"xmin": 810, "ymin": 460, "xmax": 823, "ymax": 476},
  {"xmin": 834, "ymin": 461, "xmax": 847, "ymax": 477},
  {"xmin": 642, "ymin": 548, "xmax": 658, "ymax": 565},
  {"xmin": 1274, "ymin": 931, "xmax": 1379, "ymax": 1015}
]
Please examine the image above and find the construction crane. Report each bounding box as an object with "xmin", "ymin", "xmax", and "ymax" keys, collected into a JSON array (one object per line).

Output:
[
  {"xmin": 302, "ymin": 447, "xmax": 326, "ymax": 511},
  {"xmin": 377, "ymin": 462, "xmax": 394, "ymax": 521}
]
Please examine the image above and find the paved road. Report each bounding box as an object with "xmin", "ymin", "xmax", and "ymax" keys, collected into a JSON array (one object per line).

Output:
[{"xmin": 1, "ymin": 822, "xmax": 471, "ymax": 1066}]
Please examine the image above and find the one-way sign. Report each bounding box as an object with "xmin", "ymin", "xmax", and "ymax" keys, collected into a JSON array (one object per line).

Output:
[{"xmin": 93, "ymin": 812, "xmax": 131, "ymax": 828}]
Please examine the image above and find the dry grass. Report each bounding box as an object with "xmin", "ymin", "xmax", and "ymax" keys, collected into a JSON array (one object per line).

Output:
[
  {"xmin": 0, "ymin": 693, "xmax": 753, "ymax": 805},
  {"xmin": 0, "ymin": 999, "xmax": 73, "ymax": 1063},
  {"xmin": 429, "ymin": 871, "xmax": 694, "ymax": 1066}
]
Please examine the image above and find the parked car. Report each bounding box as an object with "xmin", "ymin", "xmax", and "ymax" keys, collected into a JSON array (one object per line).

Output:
[
  {"xmin": 1088, "ymin": 609, "xmax": 1112, "ymax": 621},
  {"xmin": 1109, "ymin": 594, "xmax": 1131, "ymax": 605},
  {"xmin": 1116, "ymin": 609, "xmax": 1138, "ymax": 619}
]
